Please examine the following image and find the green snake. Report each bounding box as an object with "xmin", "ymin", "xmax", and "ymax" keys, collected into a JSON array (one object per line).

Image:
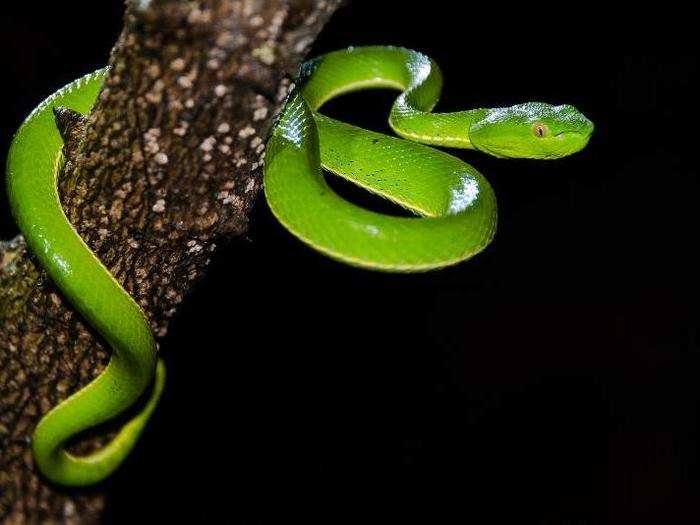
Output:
[{"xmin": 5, "ymin": 46, "xmax": 592, "ymax": 486}]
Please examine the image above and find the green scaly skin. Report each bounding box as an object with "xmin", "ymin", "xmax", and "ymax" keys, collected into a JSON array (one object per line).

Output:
[
  {"xmin": 5, "ymin": 46, "xmax": 592, "ymax": 487},
  {"xmin": 265, "ymin": 46, "xmax": 593, "ymax": 270}
]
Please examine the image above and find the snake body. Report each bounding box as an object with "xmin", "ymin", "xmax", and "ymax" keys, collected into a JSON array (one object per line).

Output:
[
  {"xmin": 265, "ymin": 46, "xmax": 593, "ymax": 270},
  {"xmin": 6, "ymin": 46, "xmax": 592, "ymax": 486}
]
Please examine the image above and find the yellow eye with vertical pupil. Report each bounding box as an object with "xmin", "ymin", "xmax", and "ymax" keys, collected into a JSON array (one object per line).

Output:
[{"xmin": 532, "ymin": 122, "xmax": 549, "ymax": 138}]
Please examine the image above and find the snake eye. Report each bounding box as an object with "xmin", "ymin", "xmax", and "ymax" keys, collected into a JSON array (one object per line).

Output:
[{"xmin": 532, "ymin": 122, "xmax": 549, "ymax": 138}]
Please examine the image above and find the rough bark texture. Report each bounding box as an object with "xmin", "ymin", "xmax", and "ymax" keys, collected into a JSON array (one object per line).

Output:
[{"xmin": 0, "ymin": 0, "xmax": 342, "ymax": 522}]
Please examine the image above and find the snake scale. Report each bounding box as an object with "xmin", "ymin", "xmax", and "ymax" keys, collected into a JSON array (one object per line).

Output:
[{"xmin": 5, "ymin": 46, "xmax": 593, "ymax": 485}]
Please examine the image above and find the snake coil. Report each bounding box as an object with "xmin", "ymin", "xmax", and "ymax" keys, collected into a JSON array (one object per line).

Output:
[{"xmin": 6, "ymin": 46, "xmax": 592, "ymax": 486}]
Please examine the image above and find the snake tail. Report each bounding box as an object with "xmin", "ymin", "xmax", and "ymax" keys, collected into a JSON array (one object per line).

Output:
[{"xmin": 6, "ymin": 69, "xmax": 165, "ymax": 486}]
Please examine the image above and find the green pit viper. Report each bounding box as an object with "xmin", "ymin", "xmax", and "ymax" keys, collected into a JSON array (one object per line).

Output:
[{"xmin": 5, "ymin": 46, "xmax": 593, "ymax": 486}]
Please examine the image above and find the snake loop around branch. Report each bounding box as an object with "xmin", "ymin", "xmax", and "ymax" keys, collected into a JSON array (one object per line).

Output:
[{"xmin": 6, "ymin": 46, "xmax": 592, "ymax": 486}]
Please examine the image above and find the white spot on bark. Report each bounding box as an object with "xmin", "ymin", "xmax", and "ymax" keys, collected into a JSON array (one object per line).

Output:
[
  {"xmin": 170, "ymin": 58, "xmax": 186, "ymax": 71},
  {"xmin": 63, "ymin": 500, "xmax": 76, "ymax": 518},
  {"xmin": 252, "ymin": 43, "xmax": 276, "ymax": 65},
  {"xmin": 153, "ymin": 199, "xmax": 166, "ymax": 213},
  {"xmin": 174, "ymin": 121, "xmax": 189, "ymax": 136},
  {"xmin": 253, "ymin": 107, "xmax": 268, "ymax": 121},
  {"xmin": 238, "ymin": 125, "xmax": 255, "ymax": 139},
  {"xmin": 200, "ymin": 136, "xmax": 216, "ymax": 152}
]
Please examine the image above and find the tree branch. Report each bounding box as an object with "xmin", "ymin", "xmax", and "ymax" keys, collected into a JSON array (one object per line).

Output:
[{"xmin": 0, "ymin": 0, "xmax": 343, "ymax": 522}]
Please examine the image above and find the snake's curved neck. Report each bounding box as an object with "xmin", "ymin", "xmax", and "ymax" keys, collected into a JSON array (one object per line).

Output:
[
  {"xmin": 389, "ymin": 105, "xmax": 486, "ymax": 149},
  {"xmin": 300, "ymin": 45, "xmax": 486, "ymax": 150}
]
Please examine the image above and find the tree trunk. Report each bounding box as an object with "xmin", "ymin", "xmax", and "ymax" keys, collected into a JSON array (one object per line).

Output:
[{"xmin": 0, "ymin": 0, "xmax": 343, "ymax": 522}]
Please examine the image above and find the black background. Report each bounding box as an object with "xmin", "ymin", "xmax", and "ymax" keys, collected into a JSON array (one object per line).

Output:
[{"xmin": 1, "ymin": 2, "xmax": 698, "ymax": 523}]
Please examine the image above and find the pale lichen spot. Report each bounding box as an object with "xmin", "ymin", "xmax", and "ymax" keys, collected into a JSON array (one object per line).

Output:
[
  {"xmin": 187, "ymin": 7, "xmax": 212, "ymax": 24},
  {"xmin": 174, "ymin": 120, "xmax": 189, "ymax": 137},
  {"xmin": 217, "ymin": 191, "xmax": 237, "ymax": 205},
  {"xmin": 178, "ymin": 76, "xmax": 193, "ymax": 89},
  {"xmin": 110, "ymin": 200, "xmax": 124, "ymax": 221},
  {"xmin": 252, "ymin": 43, "xmax": 276, "ymax": 65},
  {"xmin": 217, "ymin": 122, "xmax": 230, "ymax": 134},
  {"xmin": 270, "ymin": 9, "xmax": 286, "ymax": 32},
  {"xmin": 146, "ymin": 63, "xmax": 161, "ymax": 78},
  {"xmin": 132, "ymin": 148, "xmax": 144, "ymax": 164},
  {"xmin": 214, "ymin": 84, "xmax": 227, "ymax": 97},
  {"xmin": 153, "ymin": 199, "xmax": 166, "ymax": 213},
  {"xmin": 216, "ymin": 32, "xmax": 234, "ymax": 47},
  {"xmin": 154, "ymin": 152, "xmax": 169, "ymax": 165},
  {"xmin": 144, "ymin": 138, "xmax": 159, "ymax": 153},
  {"xmin": 200, "ymin": 136, "xmax": 216, "ymax": 152},
  {"xmin": 238, "ymin": 125, "xmax": 255, "ymax": 139},
  {"xmin": 63, "ymin": 500, "xmax": 77, "ymax": 519},
  {"xmin": 253, "ymin": 107, "xmax": 268, "ymax": 121},
  {"xmin": 170, "ymin": 58, "xmax": 186, "ymax": 71},
  {"xmin": 295, "ymin": 36, "xmax": 315, "ymax": 54},
  {"xmin": 49, "ymin": 292, "xmax": 62, "ymax": 308}
]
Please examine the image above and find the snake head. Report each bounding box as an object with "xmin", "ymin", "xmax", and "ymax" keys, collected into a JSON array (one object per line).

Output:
[{"xmin": 469, "ymin": 102, "xmax": 594, "ymax": 159}]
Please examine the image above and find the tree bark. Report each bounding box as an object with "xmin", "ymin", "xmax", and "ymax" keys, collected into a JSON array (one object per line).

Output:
[{"xmin": 0, "ymin": 0, "xmax": 343, "ymax": 522}]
